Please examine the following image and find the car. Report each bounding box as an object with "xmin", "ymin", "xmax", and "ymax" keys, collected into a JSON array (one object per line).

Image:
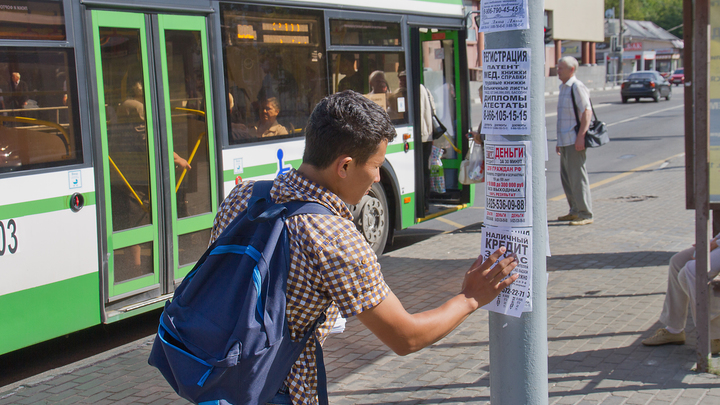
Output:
[
  {"xmin": 621, "ymin": 71, "xmax": 672, "ymax": 103},
  {"xmin": 669, "ymin": 68, "xmax": 684, "ymax": 86}
]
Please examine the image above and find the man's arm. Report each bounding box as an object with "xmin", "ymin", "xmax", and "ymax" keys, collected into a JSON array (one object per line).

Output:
[
  {"xmin": 574, "ymin": 108, "xmax": 592, "ymax": 151},
  {"xmin": 356, "ymin": 247, "xmax": 518, "ymax": 356}
]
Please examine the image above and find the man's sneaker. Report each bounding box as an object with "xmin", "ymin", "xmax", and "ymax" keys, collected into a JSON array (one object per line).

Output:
[
  {"xmin": 713, "ymin": 339, "xmax": 720, "ymax": 355},
  {"xmin": 557, "ymin": 213, "xmax": 579, "ymax": 221},
  {"xmin": 569, "ymin": 218, "xmax": 594, "ymax": 226},
  {"xmin": 642, "ymin": 328, "xmax": 686, "ymax": 346}
]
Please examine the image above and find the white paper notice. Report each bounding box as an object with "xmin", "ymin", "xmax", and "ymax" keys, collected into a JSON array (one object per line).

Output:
[
  {"xmin": 478, "ymin": 0, "xmax": 529, "ymax": 33},
  {"xmin": 481, "ymin": 48, "xmax": 531, "ymax": 135},
  {"xmin": 484, "ymin": 140, "xmax": 532, "ymax": 227},
  {"xmin": 481, "ymin": 226, "xmax": 532, "ymax": 317}
]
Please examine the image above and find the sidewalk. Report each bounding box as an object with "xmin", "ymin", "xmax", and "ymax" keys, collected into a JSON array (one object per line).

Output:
[{"xmin": 2, "ymin": 153, "xmax": 718, "ymax": 404}]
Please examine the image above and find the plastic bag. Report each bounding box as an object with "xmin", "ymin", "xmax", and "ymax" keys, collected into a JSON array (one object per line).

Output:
[
  {"xmin": 429, "ymin": 145, "xmax": 446, "ymax": 193},
  {"xmin": 458, "ymin": 141, "xmax": 484, "ymax": 184}
]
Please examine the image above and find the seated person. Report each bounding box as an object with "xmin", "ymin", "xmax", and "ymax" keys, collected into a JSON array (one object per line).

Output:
[
  {"xmin": 252, "ymin": 97, "xmax": 288, "ymax": 138},
  {"xmin": 642, "ymin": 234, "xmax": 720, "ymax": 353}
]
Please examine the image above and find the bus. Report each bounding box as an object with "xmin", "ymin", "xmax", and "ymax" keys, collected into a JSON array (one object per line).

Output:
[{"xmin": 0, "ymin": 0, "xmax": 483, "ymax": 356}]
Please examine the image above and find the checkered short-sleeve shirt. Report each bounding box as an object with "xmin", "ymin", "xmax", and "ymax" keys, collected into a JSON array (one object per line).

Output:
[{"xmin": 209, "ymin": 169, "xmax": 390, "ymax": 405}]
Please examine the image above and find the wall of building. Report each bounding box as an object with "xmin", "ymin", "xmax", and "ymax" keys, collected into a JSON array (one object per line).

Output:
[
  {"xmin": 545, "ymin": 65, "xmax": 607, "ymax": 94},
  {"xmin": 545, "ymin": 0, "xmax": 604, "ymax": 42}
]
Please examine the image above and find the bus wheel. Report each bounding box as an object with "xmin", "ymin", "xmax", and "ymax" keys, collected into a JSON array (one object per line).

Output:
[{"xmin": 354, "ymin": 182, "xmax": 389, "ymax": 255}]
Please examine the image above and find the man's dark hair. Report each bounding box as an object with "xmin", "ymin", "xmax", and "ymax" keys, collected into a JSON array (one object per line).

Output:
[{"xmin": 303, "ymin": 90, "xmax": 396, "ymax": 169}]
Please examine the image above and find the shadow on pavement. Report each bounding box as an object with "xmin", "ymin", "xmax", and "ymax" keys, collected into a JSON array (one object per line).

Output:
[{"xmin": 548, "ymin": 250, "xmax": 676, "ymax": 271}]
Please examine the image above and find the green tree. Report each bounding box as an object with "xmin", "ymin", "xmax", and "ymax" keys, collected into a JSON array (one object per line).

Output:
[{"xmin": 605, "ymin": 0, "xmax": 683, "ymax": 37}]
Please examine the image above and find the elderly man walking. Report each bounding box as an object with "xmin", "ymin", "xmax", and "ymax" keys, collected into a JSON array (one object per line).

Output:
[{"xmin": 555, "ymin": 56, "xmax": 593, "ymax": 225}]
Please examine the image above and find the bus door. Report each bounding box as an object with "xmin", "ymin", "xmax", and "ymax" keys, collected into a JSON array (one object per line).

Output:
[
  {"xmin": 91, "ymin": 10, "xmax": 218, "ymax": 317},
  {"xmin": 415, "ymin": 29, "xmax": 471, "ymax": 217}
]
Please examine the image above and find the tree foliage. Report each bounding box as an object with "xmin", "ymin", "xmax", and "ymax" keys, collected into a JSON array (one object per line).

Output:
[{"xmin": 605, "ymin": 0, "xmax": 683, "ymax": 37}]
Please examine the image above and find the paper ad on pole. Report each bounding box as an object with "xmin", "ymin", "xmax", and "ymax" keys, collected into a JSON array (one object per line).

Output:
[
  {"xmin": 484, "ymin": 140, "xmax": 532, "ymax": 227},
  {"xmin": 477, "ymin": 0, "xmax": 529, "ymax": 33},
  {"xmin": 480, "ymin": 226, "xmax": 533, "ymax": 317},
  {"xmin": 481, "ymin": 48, "xmax": 531, "ymax": 135}
]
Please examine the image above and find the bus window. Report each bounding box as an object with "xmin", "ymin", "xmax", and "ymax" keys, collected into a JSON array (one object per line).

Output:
[
  {"xmin": 0, "ymin": 47, "xmax": 82, "ymax": 173},
  {"xmin": 221, "ymin": 3, "xmax": 326, "ymax": 145},
  {"xmin": 0, "ymin": 0, "xmax": 66, "ymax": 41},
  {"xmin": 329, "ymin": 19, "xmax": 401, "ymax": 46},
  {"xmin": 329, "ymin": 52, "xmax": 407, "ymax": 124}
]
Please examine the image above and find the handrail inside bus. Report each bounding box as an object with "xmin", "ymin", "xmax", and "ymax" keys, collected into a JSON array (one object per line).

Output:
[
  {"xmin": 176, "ymin": 131, "xmax": 206, "ymax": 193},
  {"xmin": 0, "ymin": 115, "xmax": 72, "ymax": 157},
  {"xmin": 108, "ymin": 156, "xmax": 148, "ymax": 212},
  {"xmin": 173, "ymin": 107, "xmax": 205, "ymax": 116},
  {"xmin": 171, "ymin": 107, "xmax": 207, "ymax": 193}
]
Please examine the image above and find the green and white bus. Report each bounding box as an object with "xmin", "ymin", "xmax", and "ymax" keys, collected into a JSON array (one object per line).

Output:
[{"xmin": 0, "ymin": 0, "xmax": 482, "ymax": 355}]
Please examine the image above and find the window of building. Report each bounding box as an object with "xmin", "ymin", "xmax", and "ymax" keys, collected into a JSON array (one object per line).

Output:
[
  {"xmin": 0, "ymin": 47, "xmax": 82, "ymax": 173},
  {"xmin": 221, "ymin": 3, "xmax": 326, "ymax": 145}
]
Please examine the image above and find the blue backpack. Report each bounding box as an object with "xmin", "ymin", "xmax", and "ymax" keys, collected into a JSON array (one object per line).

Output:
[{"xmin": 148, "ymin": 180, "xmax": 331, "ymax": 405}]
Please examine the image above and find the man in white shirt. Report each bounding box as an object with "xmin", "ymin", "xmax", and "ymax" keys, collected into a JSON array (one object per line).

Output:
[{"xmin": 555, "ymin": 56, "xmax": 593, "ymax": 225}]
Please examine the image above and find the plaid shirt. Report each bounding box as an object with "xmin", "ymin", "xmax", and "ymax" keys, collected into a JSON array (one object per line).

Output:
[
  {"xmin": 556, "ymin": 76, "xmax": 591, "ymax": 147},
  {"xmin": 209, "ymin": 169, "xmax": 390, "ymax": 405}
]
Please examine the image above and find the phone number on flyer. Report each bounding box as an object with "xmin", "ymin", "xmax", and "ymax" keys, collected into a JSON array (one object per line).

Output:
[
  {"xmin": 501, "ymin": 286, "xmax": 526, "ymax": 298},
  {"xmin": 484, "ymin": 108, "xmax": 528, "ymax": 122},
  {"xmin": 483, "ymin": 6, "xmax": 521, "ymax": 14},
  {"xmin": 487, "ymin": 197, "xmax": 525, "ymax": 211}
]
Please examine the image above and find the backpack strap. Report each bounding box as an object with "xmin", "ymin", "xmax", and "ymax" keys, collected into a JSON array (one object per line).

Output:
[
  {"xmin": 249, "ymin": 180, "xmax": 274, "ymax": 207},
  {"xmin": 284, "ymin": 201, "xmax": 333, "ymax": 217},
  {"xmin": 313, "ymin": 312, "xmax": 330, "ymax": 405}
]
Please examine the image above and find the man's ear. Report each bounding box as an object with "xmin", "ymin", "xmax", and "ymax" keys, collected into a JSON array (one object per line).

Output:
[{"xmin": 335, "ymin": 155, "xmax": 353, "ymax": 179}]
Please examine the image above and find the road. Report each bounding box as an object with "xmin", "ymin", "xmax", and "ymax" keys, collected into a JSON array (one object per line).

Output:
[{"xmin": 388, "ymin": 85, "xmax": 686, "ymax": 251}]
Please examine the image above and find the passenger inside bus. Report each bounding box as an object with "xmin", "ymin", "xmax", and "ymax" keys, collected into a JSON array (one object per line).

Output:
[
  {"xmin": 368, "ymin": 70, "xmax": 389, "ymax": 94},
  {"xmin": 255, "ymin": 53, "xmax": 298, "ymax": 131},
  {"xmin": 387, "ymin": 70, "xmax": 407, "ymax": 121},
  {"xmin": 7, "ymin": 72, "xmax": 28, "ymax": 110},
  {"xmin": 252, "ymin": 97, "xmax": 288, "ymax": 138},
  {"xmin": 337, "ymin": 54, "xmax": 364, "ymax": 93}
]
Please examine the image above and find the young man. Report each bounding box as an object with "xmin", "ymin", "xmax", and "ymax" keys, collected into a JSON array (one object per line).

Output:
[
  {"xmin": 210, "ymin": 91, "xmax": 518, "ymax": 404},
  {"xmin": 555, "ymin": 56, "xmax": 593, "ymax": 226}
]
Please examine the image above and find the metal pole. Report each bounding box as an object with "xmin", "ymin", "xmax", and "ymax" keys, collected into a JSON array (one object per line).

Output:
[
  {"xmin": 618, "ymin": 0, "xmax": 624, "ymax": 84},
  {"xmin": 684, "ymin": 0, "xmax": 694, "ymax": 209},
  {"xmin": 693, "ymin": 0, "xmax": 711, "ymax": 373},
  {"xmin": 487, "ymin": 1, "xmax": 547, "ymax": 403}
]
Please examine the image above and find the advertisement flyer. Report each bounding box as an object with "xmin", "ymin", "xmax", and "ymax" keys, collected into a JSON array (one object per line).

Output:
[
  {"xmin": 477, "ymin": 0, "xmax": 529, "ymax": 33},
  {"xmin": 480, "ymin": 226, "xmax": 532, "ymax": 317},
  {"xmin": 484, "ymin": 140, "xmax": 532, "ymax": 227},
  {"xmin": 481, "ymin": 48, "xmax": 531, "ymax": 135},
  {"xmin": 710, "ymin": 1, "xmax": 720, "ymax": 203}
]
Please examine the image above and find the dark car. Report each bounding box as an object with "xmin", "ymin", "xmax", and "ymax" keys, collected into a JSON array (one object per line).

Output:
[
  {"xmin": 669, "ymin": 68, "xmax": 684, "ymax": 86},
  {"xmin": 621, "ymin": 71, "xmax": 672, "ymax": 103}
]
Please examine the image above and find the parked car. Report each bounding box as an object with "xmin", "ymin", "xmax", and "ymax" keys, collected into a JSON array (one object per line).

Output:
[
  {"xmin": 669, "ymin": 68, "xmax": 684, "ymax": 86},
  {"xmin": 621, "ymin": 71, "xmax": 672, "ymax": 103}
]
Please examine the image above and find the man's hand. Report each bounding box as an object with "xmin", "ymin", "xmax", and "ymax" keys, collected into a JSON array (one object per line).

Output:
[
  {"xmin": 173, "ymin": 152, "xmax": 192, "ymax": 171},
  {"xmin": 710, "ymin": 274, "xmax": 720, "ymax": 294},
  {"xmin": 460, "ymin": 246, "xmax": 519, "ymax": 309},
  {"xmin": 574, "ymin": 133, "xmax": 586, "ymax": 151},
  {"xmin": 556, "ymin": 145, "xmax": 561, "ymax": 156},
  {"xmin": 575, "ymin": 108, "xmax": 592, "ymax": 151},
  {"xmin": 356, "ymin": 247, "xmax": 518, "ymax": 356}
]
